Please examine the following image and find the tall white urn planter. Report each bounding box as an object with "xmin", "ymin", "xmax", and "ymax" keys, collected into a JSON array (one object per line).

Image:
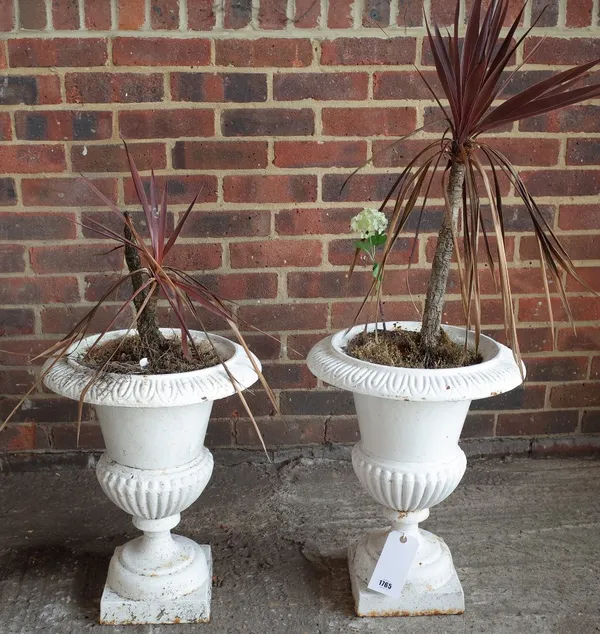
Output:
[
  {"xmin": 43, "ymin": 329, "xmax": 260, "ymax": 625},
  {"xmin": 307, "ymin": 322, "xmax": 523, "ymax": 617}
]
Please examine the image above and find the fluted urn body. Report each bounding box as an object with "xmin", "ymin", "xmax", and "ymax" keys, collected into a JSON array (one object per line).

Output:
[
  {"xmin": 307, "ymin": 322, "xmax": 523, "ymax": 617},
  {"xmin": 43, "ymin": 329, "xmax": 260, "ymax": 625}
]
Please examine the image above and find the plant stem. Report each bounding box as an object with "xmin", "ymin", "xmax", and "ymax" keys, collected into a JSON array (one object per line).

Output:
[
  {"xmin": 123, "ymin": 213, "xmax": 166, "ymax": 353},
  {"xmin": 419, "ymin": 157, "xmax": 466, "ymax": 361}
]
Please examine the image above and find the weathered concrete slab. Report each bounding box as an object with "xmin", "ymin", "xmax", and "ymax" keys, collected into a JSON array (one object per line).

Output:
[{"xmin": 0, "ymin": 455, "xmax": 599, "ymax": 633}]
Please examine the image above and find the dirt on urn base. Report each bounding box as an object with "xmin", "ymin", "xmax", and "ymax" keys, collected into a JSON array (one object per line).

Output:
[
  {"xmin": 345, "ymin": 326, "xmax": 482, "ymax": 370},
  {"xmin": 82, "ymin": 335, "xmax": 220, "ymax": 375}
]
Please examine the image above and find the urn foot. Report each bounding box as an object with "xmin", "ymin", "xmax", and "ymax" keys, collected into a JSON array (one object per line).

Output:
[
  {"xmin": 348, "ymin": 539, "xmax": 464, "ymax": 617},
  {"xmin": 100, "ymin": 544, "xmax": 212, "ymax": 625}
]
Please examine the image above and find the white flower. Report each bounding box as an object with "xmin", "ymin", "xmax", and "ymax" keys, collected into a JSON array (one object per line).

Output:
[
  {"xmin": 139, "ymin": 357, "xmax": 149, "ymax": 368},
  {"xmin": 350, "ymin": 208, "xmax": 388, "ymax": 239}
]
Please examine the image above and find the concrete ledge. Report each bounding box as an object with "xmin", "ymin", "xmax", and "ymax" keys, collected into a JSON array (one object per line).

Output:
[{"xmin": 1, "ymin": 435, "xmax": 599, "ymax": 472}]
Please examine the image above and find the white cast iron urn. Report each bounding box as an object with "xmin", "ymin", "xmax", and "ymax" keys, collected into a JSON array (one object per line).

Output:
[
  {"xmin": 307, "ymin": 322, "xmax": 523, "ymax": 617},
  {"xmin": 43, "ymin": 329, "xmax": 260, "ymax": 625}
]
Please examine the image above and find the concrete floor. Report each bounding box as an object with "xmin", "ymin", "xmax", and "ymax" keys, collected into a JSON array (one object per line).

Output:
[{"xmin": 1, "ymin": 452, "xmax": 599, "ymax": 634}]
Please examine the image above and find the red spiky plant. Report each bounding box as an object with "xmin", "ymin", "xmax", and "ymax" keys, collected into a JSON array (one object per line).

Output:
[
  {"xmin": 2, "ymin": 143, "xmax": 276, "ymax": 452},
  {"xmin": 354, "ymin": 0, "xmax": 600, "ymax": 368}
]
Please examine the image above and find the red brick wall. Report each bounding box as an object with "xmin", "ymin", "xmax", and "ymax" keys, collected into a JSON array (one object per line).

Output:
[{"xmin": 1, "ymin": 0, "xmax": 599, "ymax": 453}]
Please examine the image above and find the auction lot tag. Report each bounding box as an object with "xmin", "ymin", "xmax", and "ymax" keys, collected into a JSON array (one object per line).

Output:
[{"xmin": 367, "ymin": 531, "xmax": 419, "ymax": 598}]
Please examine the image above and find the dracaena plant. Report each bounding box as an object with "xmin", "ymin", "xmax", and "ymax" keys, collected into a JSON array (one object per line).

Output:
[
  {"xmin": 2, "ymin": 143, "xmax": 275, "ymax": 452},
  {"xmin": 352, "ymin": 0, "xmax": 600, "ymax": 368}
]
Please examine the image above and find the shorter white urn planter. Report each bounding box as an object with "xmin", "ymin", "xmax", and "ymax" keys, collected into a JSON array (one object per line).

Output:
[
  {"xmin": 43, "ymin": 329, "xmax": 260, "ymax": 625},
  {"xmin": 307, "ymin": 322, "xmax": 523, "ymax": 617}
]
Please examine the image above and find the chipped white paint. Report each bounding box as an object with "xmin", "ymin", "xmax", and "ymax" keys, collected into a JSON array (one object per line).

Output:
[
  {"xmin": 308, "ymin": 321, "xmax": 523, "ymax": 617},
  {"xmin": 43, "ymin": 329, "xmax": 260, "ymax": 625}
]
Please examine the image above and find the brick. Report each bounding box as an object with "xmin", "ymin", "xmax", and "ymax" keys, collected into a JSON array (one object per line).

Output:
[
  {"xmin": 0, "ymin": 178, "xmax": 17, "ymax": 205},
  {"xmin": 274, "ymin": 72, "xmax": 369, "ymax": 101},
  {"xmin": 53, "ymin": 0, "xmax": 80, "ymax": 29},
  {"xmin": 85, "ymin": 0, "xmax": 112, "ymax": 28},
  {"xmin": 274, "ymin": 141, "xmax": 367, "ymax": 168},
  {"xmin": 171, "ymin": 72, "xmax": 267, "ymax": 103},
  {"xmin": 521, "ymin": 105, "xmax": 600, "ymax": 133},
  {"xmin": 0, "ymin": 424, "xmax": 48, "ymax": 451},
  {"xmin": 224, "ymin": 0, "xmax": 252, "ymax": 28},
  {"xmin": 124, "ymin": 174, "xmax": 217, "ymax": 204},
  {"xmin": 525, "ymin": 37, "xmax": 600, "ymax": 65},
  {"xmin": 321, "ymin": 37, "xmax": 416, "ymax": 65},
  {"xmin": 72, "ymin": 142, "xmax": 166, "ymax": 172},
  {"xmin": 236, "ymin": 419, "xmax": 324, "ymax": 447},
  {"xmin": 441, "ymin": 298, "xmax": 506, "ymax": 326},
  {"xmin": 258, "ymin": 0, "xmax": 287, "ymax": 28},
  {"xmin": 0, "ymin": 75, "xmax": 61, "ymax": 105},
  {"xmin": 19, "ymin": 0, "xmax": 46, "ymax": 29},
  {"xmin": 0, "ymin": 369, "xmax": 36, "ymax": 395},
  {"xmin": 0, "ymin": 212, "xmax": 75, "ymax": 240},
  {"xmin": 0, "ymin": 42, "xmax": 6, "ymax": 68},
  {"xmin": 188, "ymin": 0, "xmax": 215, "ymax": 29},
  {"xmin": 230, "ymin": 239, "xmax": 322, "ymax": 268},
  {"xmin": 197, "ymin": 272, "xmax": 278, "ymax": 300},
  {"xmin": 520, "ymin": 170, "xmax": 600, "ymax": 197},
  {"xmin": 524, "ymin": 356, "xmax": 588, "ymax": 382},
  {"xmin": 557, "ymin": 327, "xmax": 600, "ymax": 351},
  {"xmin": 497, "ymin": 410, "xmax": 578, "ymax": 436},
  {"xmin": 224, "ymin": 175, "xmax": 317, "ymax": 203},
  {"xmin": 329, "ymin": 236, "xmax": 416, "ymax": 266},
  {"xmin": 520, "ymin": 297, "xmax": 600, "ymax": 323},
  {"xmin": 50, "ymin": 423, "xmax": 104, "ymax": 450},
  {"xmin": 374, "ymin": 71, "xmax": 440, "ymax": 100},
  {"xmin": 41, "ymin": 304, "xmax": 132, "ymax": 334},
  {"xmin": 372, "ymin": 138, "xmax": 445, "ymax": 167},
  {"xmin": 118, "ymin": 0, "xmax": 145, "ymax": 29},
  {"xmin": 429, "ymin": 0, "xmax": 456, "ymax": 25},
  {"xmin": 322, "ymin": 173, "xmax": 399, "ymax": 202},
  {"xmin": 566, "ymin": 0, "xmax": 593, "ymax": 27},
  {"xmin": 150, "ymin": 0, "xmax": 179, "ymax": 28},
  {"xmin": 427, "ymin": 235, "xmax": 515, "ymax": 263},
  {"xmin": 66, "ymin": 72, "xmax": 164, "ymax": 103},
  {"xmin": 464, "ymin": 0, "xmax": 524, "ymax": 24},
  {"xmin": 532, "ymin": 0, "xmax": 558, "ymax": 26},
  {"xmin": 0, "ymin": 145, "xmax": 65, "ymax": 174},
  {"xmin": 216, "ymin": 38, "xmax": 312, "ymax": 67},
  {"xmin": 31, "ymin": 244, "xmax": 123, "ymax": 274},
  {"xmin": 565, "ymin": 266, "xmax": 600, "ymax": 292},
  {"xmin": 8, "ymin": 38, "xmax": 108, "ymax": 67},
  {"xmin": 0, "ymin": 276, "xmax": 79, "ymax": 304},
  {"xmin": 288, "ymin": 271, "xmax": 374, "ymax": 298},
  {"xmin": 119, "ymin": 109, "xmax": 214, "ymax": 138},
  {"xmin": 331, "ymin": 300, "xmax": 421, "ymax": 329},
  {"xmin": 262, "ymin": 362, "xmax": 316, "ymax": 389},
  {"xmin": 482, "ymin": 137, "xmax": 560, "ymax": 167},
  {"xmin": 461, "ymin": 413, "xmax": 495, "ymax": 439},
  {"xmin": 0, "ymin": 308, "xmax": 35, "ymax": 335},
  {"xmin": 242, "ymin": 333, "xmax": 281, "ymax": 360},
  {"xmin": 222, "ymin": 108, "xmax": 314, "ymax": 137},
  {"xmin": 325, "ymin": 417, "xmax": 360, "ymax": 443},
  {"xmin": 0, "ymin": 245, "xmax": 25, "ymax": 272},
  {"xmin": 276, "ymin": 207, "xmax": 357, "ymax": 235},
  {"xmin": 0, "ymin": 0, "xmax": 13, "ymax": 30},
  {"xmin": 165, "ymin": 243, "xmax": 222, "ymax": 270},
  {"xmin": 281, "ymin": 389, "xmax": 354, "ymax": 416},
  {"xmin": 15, "ymin": 111, "xmax": 112, "ymax": 141},
  {"xmin": 551, "ymin": 383, "xmax": 600, "ymax": 408},
  {"xmin": 521, "ymin": 235, "xmax": 598, "ymax": 262},
  {"xmin": 581, "ymin": 410, "xmax": 600, "ymax": 433},
  {"xmin": 294, "ymin": 0, "xmax": 320, "ymax": 27},
  {"xmin": 0, "ymin": 112, "xmax": 10, "ymax": 140},
  {"xmin": 327, "ymin": 0, "xmax": 353, "ymax": 27},
  {"xmin": 179, "ymin": 210, "xmax": 270, "ymax": 238},
  {"xmin": 205, "ymin": 420, "xmax": 233, "ymax": 448},
  {"xmin": 363, "ymin": 0, "xmax": 390, "ymax": 27},
  {"xmin": 0, "ymin": 337, "xmax": 61, "ymax": 366},
  {"xmin": 567, "ymin": 139, "xmax": 600, "ymax": 165},
  {"xmin": 559, "ymin": 205, "xmax": 600, "ymax": 231},
  {"xmin": 22, "ymin": 177, "xmax": 117, "ymax": 206},
  {"xmin": 113, "ymin": 37, "xmax": 210, "ymax": 66},
  {"xmin": 322, "ymin": 107, "xmax": 416, "ymax": 137},
  {"xmin": 287, "ymin": 332, "xmax": 328, "ymax": 360},
  {"xmin": 0, "ymin": 396, "xmax": 92, "ymax": 423},
  {"xmin": 173, "ymin": 141, "xmax": 268, "ymax": 169},
  {"xmin": 470, "ymin": 384, "xmax": 547, "ymax": 411},
  {"xmin": 397, "ymin": 0, "xmax": 421, "ymax": 26},
  {"xmin": 238, "ymin": 303, "xmax": 328, "ymax": 331}
]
